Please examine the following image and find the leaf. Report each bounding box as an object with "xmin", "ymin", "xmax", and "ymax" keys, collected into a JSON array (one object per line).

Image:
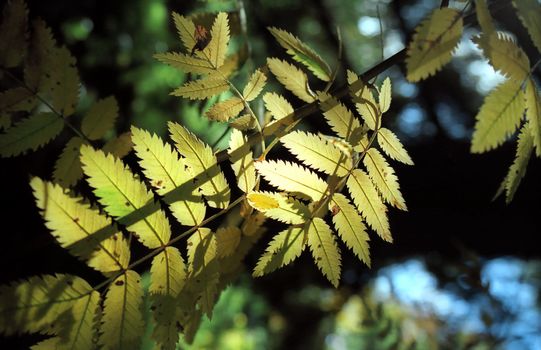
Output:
[
  {"xmin": 525, "ymin": 79, "xmax": 541, "ymax": 156},
  {"xmin": 53, "ymin": 137, "xmax": 86, "ymax": 187},
  {"xmin": 347, "ymin": 169, "xmax": 391, "ymax": 242},
  {"xmin": 330, "ymin": 193, "xmax": 370, "ymax": 267},
  {"xmin": 476, "ymin": 0, "xmax": 496, "ymax": 35},
  {"xmin": 379, "ymin": 77, "xmax": 392, "ymax": 113},
  {"xmin": 31, "ymin": 177, "xmax": 130, "ymax": 274},
  {"xmin": 229, "ymin": 113, "xmax": 257, "ymax": 130},
  {"xmin": 513, "ymin": 0, "xmax": 541, "ymax": 54},
  {"xmin": 154, "ymin": 52, "xmax": 215, "ymax": 75},
  {"xmin": 318, "ymin": 92, "xmax": 363, "ymax": 146},
  {"xmin": 150, "ymin": 297, "xmax": 181, "ymax": 350},
  {"xmin": 171, "ymin": 77, "xmax": 229, "ymax": 100},
  {"xmin": 504, "ymin": 124, "xmax": 534, "ymax": 203},
  {"xmin": 281, "ymin": 130, "xmax": 352, "ymax": 177},
  {"xmin": 216, "ymin": 226, "xmax": 242, "ymax": 258},
  {"xmin": 150, "ymin": 246, "xmax": 186, "ymax": 296},
  {"xmin": 307, "ymin": 218, "xmax": 341, "ymax": 287},
  {"xmin": 102, "ymin": 132, "xmax": 133, "ymax": 159},
  {"xmin": 205, "ymin": 97, "xmax": 244, "ymax": 121},
  {"xmin": 168, "ymin": 122, "xmax": 231, "ymax": 209},
  {"xmin": 131, "ymin": 127, "xmax": 206, "ymax": 226},
  {"xmin": 187, "ymin": 228, "xmax": 219, "ymax": 317},
  {"xmin": 0, "ymin": 112, "xmax": 63, "ymax": 157},
  {"xmin": 471, "ymin": 79, "xmax": 525, "ymax": 153},
  {"xmin": 253, "ymin": 226, "xmax": 306, "ymax": 277},
  {"xmin": 80, "ymin": 145, "xmax": 171, "ymax": 248},
  {"xmin": 474, "ymin": 33, "xmax": 530, "ymax": 82},
  {"xmin": 353, "ymin": 86, "xmax": 379, "ymax": 130},
  {"xmin": 0, "ymin": 87, "xmax": 37, "ymax": 114},
  {"xmin": 45, "ymin": 46, "xmax": 80, "ymax": 117},
  {"xmin": 24, "ymin": 20, "xmax": 56, "ymax": 91},
  {"xmin": 267, "ymin": 58, "xmax": 315, "ymax": 103},
  {"xmin": 263, "ymin": 92, "xmax": 294, "ymax": 120},
  {"xmin": 247, "ymin": 191, "xmax": 310, "ymax": 224},
  {"xmin": 377, "ymin": 128, "xmax": 414, "ymax": 165},
  {"xmin": 172, "ymin": 12, "xmax": 196, "ymax": 52},
  {"xmin": 0, "ymin": 274, "xmax": 93, "ymax": 335},
  {"xmin": 268, "ymin": 27, "xmax": 332, "ymax": 82},
  {"xmin": 99, "ymin": 270, "xmax": 145, "ymax": 350},
  {"xmin": 81, "ymin": 96, "xmax": 119, "ymax": 140},
  {"xmin": 363, "ymin": 148, "xmax": 407, "ymax": 211},
  {"xmin": 242, "ymin": 69, "xmax": 267, "ymax": 101},
  {"xmin": 206, "ymin": 12, "xmax": 230, "ymax": 69},
  {"xmin": 228, "ymin": 129, "xmax": 256, "ymax": 193},
  {"xmin": 255, "ymin": 160, "xmax": 328, "ymax": 201},
  {"xmin": 406, "ymin": 8, "xmax": 463, "ymax": 82},
  {"xmin": 0, "ymin": 0, "xmax": 28, "ymax": 68},
  {"xmin": 0, "ymin": 115, "xmax": 10, "ymax": 130}
]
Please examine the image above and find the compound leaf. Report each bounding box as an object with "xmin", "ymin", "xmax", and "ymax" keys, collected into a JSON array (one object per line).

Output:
[
  {"xmin": 242, "ymin": 69, "xmax": 267, "ymax": 101},
  {"xmin": 267, "ymin": 58, "xmax": 315, "ymax": 103},
  {"xmin": 247, "ymin": 191, "xmax": 310, "ymax": 224},
  {"xmin": 171, "ymin": 77, "xmax": 229, "ymax": 100},
  {"xmin": 263, "ymin": 92, "xmax": 293, "ymax": 120},
  {"xmin": 307, "ymin": 218, "xmax": 341, "ymax": 287}
]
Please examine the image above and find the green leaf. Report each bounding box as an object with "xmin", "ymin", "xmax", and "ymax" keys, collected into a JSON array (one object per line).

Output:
[
  {"xmin": 0, "ymin": 87, "xmax": 36, "ymax": 115},
  {"xmin": 242, "ymin": 69, "xmax": 267, "ymax": 101},
  {"xmin": 53, "ymin": 136, "xmax": 86, "ymax": 187},
  {"xmin": 131, "ymin": 127, "xmax": 206, "ymax": 227},
  {"xmin": 330, "ymin": 193, "xmax": 370, "ymax": 267},
  {"xmin": 263, "ymin": 92, "xmax": 294, "ymax": 120},
  {"xmin": 268, "ymin": 27, "xmax": 332, "ymax": 81},
  {"xmin": 513, "ymin": 0, "xmax": 541, "ymax": 54},
  {"xmin": 0, "ymin": 0, "xmax": 28, "ymax": 68},
  {"xmin": 377, "ymin": 128, "xmax": 414, "ymax": 165},
  {"xmin": 267, "ymin": 58, "xmax": 315, "ymax": 103},
  {"xmin": 0, "ymin": 112, "xmax": 63, "ymax": 157},
  {"xmin": 504, "ymin": 124, "xmax": 534, "ymax": 203},
  {"xmin": 171, "ymin": 77, "xmax": 229, "ymax": 100},
  {"xmin": 347, "ymin": 169, "xmax": 391, "ymax": 242},
  {"xmin": 307, "ymin": 218, "xmax": 341, "ymax": 287},
  {"xmin": 81, "ymin": 96, "xmax": 118, "ymax": 140},
  {"xmin": 281, "ymin": 130, "xmax": 352, "ymax": 177},
  {"xmin": 253, "ymin": 226, "xmax": 306, "ymax": 277},
  {"xmin": 471, "ymin": 79, "xmax": 525, "ymax": 153},
  {"xmin": 31, "ymin": 177, "xmax": 130, "ymax": 274},
  {"xmin": 80, "ymin": 145, "xmax": 171, "ymax": 248},
  {"xmin": 99, "ymin": 271, "xmax": 145, "ymax": 350},
  {"xmin": 228, "ymin": 129, "xmax": 256, "ymax": 193},
  {"xmin": 24, "ymin": 20, "xmax": 56, "ymax": 91},
  {"xmin": 45, "ymin": 46, "xmax": 80, "ymax": 117},
  {"xmin": 150, "ymin": 246, "xmax": 186, "ymax": 296},
  {"xmin": 525, "ymin": 79, "xmax": 541, "ymax": 156},
  {"xmin": 205, "ymin": 97, "xmax": 244, "ymax": 122},
  {"xmin": 102, "ymin": 132, "xmax": 133, "ymax": 159},
  {"xmin": 406, "ymin": 8, "xmax": 463, "ymax": 82},
  {"xmin": 168, "ymin": 122, "xmax": 231, "ymax": 209},
  {"xmin": 247, "ymin": 191, "xmax": 310, "ymax": 224}
]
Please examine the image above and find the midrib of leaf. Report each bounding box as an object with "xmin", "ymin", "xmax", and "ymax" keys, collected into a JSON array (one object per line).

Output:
[
  {"xmin": 1, "ymin": 114, "xmax": 61, "ymax": 148},
  {"xmin": 164, "ymin": 249, "xmax": 172, "ymax": 293},
  {"xmin": 333, "ymin": 198, "xmax": 367, "ymax": 252},
  {"xmin": 312, "ymin": 221, "xmax": 337, "ymax": 282},
  {"xmin": 415, "ymin": 13, "xmax": 461, "ymax": 66},
  {"xmin": 68, "ymin": 294, "xmax": 93, "ymax": 350},
  {"xmin": 350, "ymin": 172, "xmax": 386, "ymax": 231},
  {"xmin": 289, "ymin": 138, "xmax": 349, "ymax": 175},
  {"xmin": 119, "ymin": 275, "xmax": 128, "ymax": 350},
  {"xmin": 365, "ymin": 150, "xmax": 401, "ymax": 205},
  {"xmin": 379, "ymin": 131, "xmax": 402, "ymax": 156}
]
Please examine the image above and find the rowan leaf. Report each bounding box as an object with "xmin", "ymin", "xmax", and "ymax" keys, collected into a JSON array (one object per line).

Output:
[
  {"xmin": 379, "ymin": 77, "xmax": 392, "ymax": 113},
  {"xmin": 406, "ymin": 8, "xmax": 463, "ymax": 82},
  {"xmin": 267, "ymin": 58, "xmax": 315, "ymax": 103},
  {"xmin": 154, "ymin": 52, "xmax": 215, "ymax": 75},
  {"xmin": 347, "ymin": 169, "xmax": 391, "ymax": 242},
  {"xmin": 229, "ymin": 113, "xmax": 257, "ymax": 131},
  {"xmin": 216, "ymin": 226, "xmax": 242, "ymax": 258},
  {"xmin": 81, "ymin": 96, "xmax": 119, "ymax": 140},
  {"xmin": 0, "ymin": 0, "xmax": 28, "ymax": 68},
  {"xmin": 471, "ymin": 79, "xmax": 525, "ymax": 153},
  {"xmin": 80, "ymin": 145, "xmax": 172, "ymax": 248},
  {"xmin": 0, "ymin": 112, "xmax": 63, "ymax": 157},
  {"xmin": 318, "ymin": 92, "xmax": 363, "ymax": 145},
  {"xmin": 172, "ymin": 12, "xmax": 196, "ymax": 52},
  {"xmin": 99, "ymin": 271, "xmax": 145, "ymax": 350},
  {"xmin": 131, "ymin": 127, "xmax": 206, "ymax": 226},
  {"xmin": 330, "ymin": 193, "xmax": 370, "ymax": 267},
  {"xmin": 263, "ymin": 92, "xmax": 293, "ymax": 120},
  {"xmin": 102, "ymin": 132, "xmax": 133, "ymax": 159},
  {"xmin": 513, "ymin": 0, "xmax": 541, "ymax": 54},
  {"xmin": 206, "ymin": 97, "xmax": 244, "ymax": 122},
  {"xmin": 247, "ymin": 191, "xmax": 310, "ymax": 224},
  {"xmin": 53, "ymin": 136, "xmax": 86, "ymax": 187},
  {"xmin": 228, "ymin": 129, "xmax": 256, "ymax": 193},
  {"xmin": 253, "ymin": 226, "xmax": 306, "ymax": 277},
  {"xmin": 268, "ymin": 27, "xmax": 332, "ymax": 81},
  {"xmin": 476, "ymin": 0, "xmax": 496, "ymax": 35},
  {"xmin": 307, "ymin": 218, "xmax": 341, "ymax": 287},
  {"xmin": 168, "ymin": 122, "xmax": 231, "ymax": 209},
  {"xmin": 525, "ymin": 79, "xmax": 541, "ymax": 156},
  {"xmin": 150, "ymin": 246, "xmax": 186, "ymax": 296},
  {"xmin": 45, "ymin": 46, "xmax": 80, "ymax": 117},
  {"xmin": 206, "ymin": 12, "xmax": 230, "ymax": 69},
  {"xmin": 242, "ymin": 69, "xmax": 267, "ymax": 101},
  {"xmin": 281, "ymin": 130, "xmax": 352, "ymax": 177},
  {"xmin": 377, "ymin": 128, "xmax": 414, "ymax": 165},
  {"xmin": 0, "ymin": 87, "xmax": 36, "ymax": 114},
  {"xmin": 171, "ymin": 77, "xmax": 229, "ymax": 100},
  {"xmin": 505, "ymin": 124, "xmax": 534, "ymax": 203}
]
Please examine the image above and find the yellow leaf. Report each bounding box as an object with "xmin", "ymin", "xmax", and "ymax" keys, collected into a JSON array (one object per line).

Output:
[
  {"xmin": 242, "ymin": 69, "xmax": 267, "ymax": 101},
  {"xmin": 102, "ymin": 132, "xmax": 133, "ymax": 159},
  {"xmin": 154, "ymin": 52, "xmax": 215, "ymax": 75},
  {"xmin": 81, "ymin": 96, "xmax": 118, "ymax": 140},
  {"xmin": 206, "ymin": 12, "xmax": 230, "ymax": 69},
  {"xmin": 363, "ymin": 148, "xmax": 407, "ymax": 211},
  {"xmin": 80, "ymin": 145, "xmax": 172, "ymax": 248},
  {"xmin": 131, "ymin": 127, "xmax": 206, "ymax": 226},
  {"xmin": 206, "ymin": 97, "xmax": 244, "ymax": 121},
  {"xmin": 247, "ymin": 191, "xmax": 310, "ymax": 224},
  {"xmin": 229, "ymin": 113, "xmax": 257, "ymax": 130},
  {"xmin": 379, "ymin": 77, "xmax": 392, "ymax": 113},
  {"xmin": 347, "ymin": 169, "xmax": 391, "ymax": 242},
  {"xmin": 172, "ymin": 12, "xmax": 196, "ymax": 52},
  {"xmin": 318, "ymin": 92, "xmax": 364, "ymax": 145},
  {"xmin": 307, "ymin": 218, "xmax": 341, "ymax": 287},
  {"xmin": 476, "ymin": 0, "xmax": 496, "ymax": 35},
  {"xmin": 53, "ymin": 136, "xmax": 86, "ymax": 187},
  {"xmin": 150, "ymin": 246, "xmax": 186, "ymax": 296},
  {"xmin": 377, "ymin": 128, "xmax": 414, "ymax": 165},
  {"xmin": 228, "ymin": 129, "xmax": 256, "ymax": 193},
  {"xmin": 253, "ymin": 226, "xmax": 306, "ymax": 277},
  {"xmin": 171, "ymin": 77, "xmax": 229, "ymax": 100},
  {"xmin": 168, "ymin": 122, "xmax": 231, "ymax": 209},
  {"xmin": 513, "ymin": 0, "xmax": 541, "ymax": 54},
  {"xmin": 263, "ymin": 92, "xmax": 294, "ymax": 120},
  {"xmin": 255, "ymin": 160, "xmax": 328, "ymax": 201},
  {"xmin": 504, "ymin": 124, "xmax": 534, "ymax": 203},
  {"xmin": 406, "ymin": 8, "xmax": 463, "ymax": 82},
  {"xmin": 99, "ymin": 271, "xmax": 144, "ymax": 350},
  {"xmin": 330, "ymin": 193, "xmax": 370, "ymax": 267},
  {"xmin": 471, "ymin": 79, "xmax": 525, "ymax": 153},
  {"xmin": 281, "ymin": 130, "xmax": 352, "ymax": 177},
  {"xmin": 216, "ymin": 226, "xmax": 242, "ymax": 258},
  {"xmin": 525, "ymin": 79, "xmax": 541, "ymax": 156},
  {"xmin": 268, "ymin": 27, "xmax": 331, "ymax": 81},
  {"xmin": 267, "ymin": 58, "xmax": 315, "ymax": 103}
]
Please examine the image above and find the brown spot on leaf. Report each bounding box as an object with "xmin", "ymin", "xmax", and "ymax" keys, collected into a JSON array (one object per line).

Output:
[{"xmin": 115, "ymin": 280, "xmax": 124, "ymax": 286}]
